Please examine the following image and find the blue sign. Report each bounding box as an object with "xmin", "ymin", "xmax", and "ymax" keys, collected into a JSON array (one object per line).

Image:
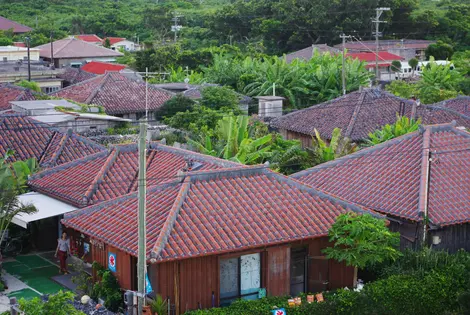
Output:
[
  {"xmin": 271, "ymin": 308, "xmax": 286, "ymax": 315},
  {"xmin": 145, "ymin": 274, "xmax": 153, "ymax": 294},
  {"xmin": 108, "ymin": 252, "xmax": 116, "ymax": 272}
]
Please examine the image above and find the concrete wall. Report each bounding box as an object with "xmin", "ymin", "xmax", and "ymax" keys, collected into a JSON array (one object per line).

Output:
[
  {"xmin": 0, "ymin": 48, "xmax": 40, "ymax": 61},
  {"xmin": 54, "ymin": 118, "xmax": 121, "ymax": 134}
]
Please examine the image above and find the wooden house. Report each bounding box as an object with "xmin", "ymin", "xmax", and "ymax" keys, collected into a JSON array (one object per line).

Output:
[{"xmin": 60, "ymin": 166, "xmax": 378, "ymax": 313}]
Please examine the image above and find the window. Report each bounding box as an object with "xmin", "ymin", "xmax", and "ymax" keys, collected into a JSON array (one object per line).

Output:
[
  {"xmin": 43, "ymin": 86, "xmax": 60, "ymax": 94},
  {"xmin": 290, "ymin": 247, "xmax": 308, "ymax": 296},
  {"xmin": 220, "ymin": 253, "xmax": 261, "ymax": 306}
]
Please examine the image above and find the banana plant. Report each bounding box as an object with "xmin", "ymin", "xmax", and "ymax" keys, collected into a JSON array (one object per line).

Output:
[
  {"xmin": 310, "ymin": 128, "xmax": 357, "ymax": 162},
  {"xmin": 366, "ymin": 116, "xmax": 422, "ymax": 146}
]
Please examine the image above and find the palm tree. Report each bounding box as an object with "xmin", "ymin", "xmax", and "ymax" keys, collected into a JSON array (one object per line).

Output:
[{"xmin": 0, "ymin": 151, "xmax": 38, "ymax": 262}]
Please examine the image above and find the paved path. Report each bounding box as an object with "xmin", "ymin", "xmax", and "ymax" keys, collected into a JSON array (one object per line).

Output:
[{"xmin": 0, "ymin": 270, "xmax": 42, "ymax": 312}]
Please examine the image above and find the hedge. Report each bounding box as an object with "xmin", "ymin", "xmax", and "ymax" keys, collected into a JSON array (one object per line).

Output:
[{"xmin": 185, "ymin": 250, "xmax": 470, "ymax": 315}]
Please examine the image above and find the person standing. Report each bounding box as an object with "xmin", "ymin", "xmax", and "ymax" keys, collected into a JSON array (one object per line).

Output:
[{"xmin": 55, "ymin": 232, "xmax": 70, "ymax": 274}]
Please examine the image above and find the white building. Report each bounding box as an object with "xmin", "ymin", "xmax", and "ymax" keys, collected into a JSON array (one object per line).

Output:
[
  {"xmin": 105, "ymin": 37, "xmax": 141, "ymax": 52},
  {"xmin": 0, "ymin": 46, "xmax": 40, "ymax": 62},
  {"xmin": 9, "ymin": 99, "xmax": 131, "ymax": 133}
]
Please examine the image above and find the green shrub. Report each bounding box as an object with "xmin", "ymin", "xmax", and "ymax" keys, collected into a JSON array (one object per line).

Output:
[
  {"xmin": 18, "ymin": 291, "xmax": 84, "ymax": 315},
  {"xmin": 90, "ymin": 262, "xmax": 123, "ymax": 312},
  {"xmin": 151, "ymin": 294, "xmax": 168, "ymax": 315}
]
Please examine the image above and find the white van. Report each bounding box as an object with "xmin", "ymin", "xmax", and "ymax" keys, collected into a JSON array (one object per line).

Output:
[{"xmin": 395, "ymin": 60, "xmax": 454, "ymax": 80}]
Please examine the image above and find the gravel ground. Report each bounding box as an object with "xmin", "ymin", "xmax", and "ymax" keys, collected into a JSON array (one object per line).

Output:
[{"xmin": 71, "ymin": 297, "xmax": 117, "ymax": 315}]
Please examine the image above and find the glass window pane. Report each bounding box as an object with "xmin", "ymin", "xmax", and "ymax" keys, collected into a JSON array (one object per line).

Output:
[
  {"xmin": 220, "ymin": 258, "xmax": 239, "ymax": 300},
  {"xmin": 240, "ymin": 253, "xmax": 260, "ymax": 298}
]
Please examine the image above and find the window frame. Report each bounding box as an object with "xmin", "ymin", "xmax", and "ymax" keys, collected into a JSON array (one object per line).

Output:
[{"xmin": 219, "ymin": 252, "xmax": 262, "ymax": 306}]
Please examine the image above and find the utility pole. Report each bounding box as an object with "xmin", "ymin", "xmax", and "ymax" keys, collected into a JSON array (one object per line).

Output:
[
  {"xmin": 172, "ymin": 12, "xmax": 183, "ymax": 43},
  {"xmin": 137, "ymin": 117, "xmax": 148, "ymax": 315},
  {"xmin": 50, "ymin": 31, "xmax": 55, "ymax": 69},
  {"xmin": 340, "ymin": 34, "xmax": 352, "ymax": 95},
  {"xmin": 25, "ymin": 36, "xmax": 31, "ymax": 82},
  {"xmin": 372, "ymin": 7, "xmax": 390, "ymax": 82}
]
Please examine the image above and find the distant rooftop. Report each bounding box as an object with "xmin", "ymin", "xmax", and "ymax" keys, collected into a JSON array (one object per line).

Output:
[
  {"xmin": 336, "ymin": 39, "xmax": 435, "ymax": 51},
  {"xmin": 284, "ymin": 44, "xmax": 340, "ymax": 63},
  {"xmin": 34, "ymin": 38, "xmax": 122, "ymax": 59},
  {"xmin": 0, "ymin": 45, "xmax": 39, "ymax": 52},
  {"xmin": 0, "ymin": 16, "xmax": 32, "ymax": 33}
]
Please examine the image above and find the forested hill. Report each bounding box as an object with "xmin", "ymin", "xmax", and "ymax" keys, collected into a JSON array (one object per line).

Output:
[
  {"xmin": 0, "ymin": 0, "xmax": 469, "ymax": 54},
  {"xmin": 0, "ymin": 0, "xmax": 230, "ymax": 45}
]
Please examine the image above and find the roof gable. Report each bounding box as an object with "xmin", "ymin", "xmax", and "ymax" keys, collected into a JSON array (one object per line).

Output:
[
  {"xmin": 29, "ymin": 143, "xmax": 242, "ymax": 207},
  {"xmin": 0, "ymin": 114, "xmax": 105, "ymax": 167},
  {"xmin": 62, "ymin": 166, "xmax": 377, "ymax": 261},
  {"xmin": 52, "ymin": 72, "xmax": 174, "ymax": 114},
  {"xmin": 292, "ymin": 123, "xmax": 470, "ymax": 226}
]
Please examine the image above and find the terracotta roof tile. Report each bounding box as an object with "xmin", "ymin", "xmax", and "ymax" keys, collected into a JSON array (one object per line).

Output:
[
  {"xmin": 0, "ymin": 84, "xmax": 37, "ymax": 111},
  {"xmin": 292, "ymin": 123, "xmax": 470, "ymax": 226},
  {"xmin": 52, "ymin": 72, "xmax": 174, "ymax": 115},
  {"xmin": 57, "ymin": 67, "xmax": 97, "ymax": 86},
  {"xmin": 271, "ymin": 89, "xmax": 470, "ymax": 141},
  {"xmin": 62, "ymin": 167, "xmax": 377, "ymax": 261},
  {"xmin": 430, "ymin": 96, "xmax": 470, "ymax": 117},
  {"xmin": 104, "ymin": 37, "xmax": 126, "ymax": 45},
  {"xmin": 0, "ymin": 114, "xmax": 105, "ymax": 167},
  {"xmin": 29, "ymin": 143, "xmax": 241, "ymax": 207}
]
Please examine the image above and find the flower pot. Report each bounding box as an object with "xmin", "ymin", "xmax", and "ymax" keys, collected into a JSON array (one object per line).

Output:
[{"xmin": 142, "ymin": 305, "xmax": 152, "ymax": 314}]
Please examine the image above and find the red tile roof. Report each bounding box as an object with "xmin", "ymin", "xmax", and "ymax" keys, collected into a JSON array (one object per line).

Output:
[
  {"xmin": 52, "ymin": 72, "xmax": 174, "ymax": 115},
  {"xmin": 346, "ymin": 52, "xmax": 404, "ymax": 62},
  {"xmin": 104, "ymin": 37, "xmax": 126, "ymax": 45},
  {"xmin": 336, "ymin": 40, "xmax": 434, "ymax": 51},
  {"xmin": 0, "ymin": 16, "xmax": 32, "ymax": 33},
  {"xmin": 34, "ymin": 38, "xmax": 122, "ymax": 59},
  {"xmin": 29, "ymin": 142, "xmax": 242, "ymax": 208},
  {"xmin": 57, "ymin": 67, "xmax": 97, "ymax": 86},
  {"xmin": 271, "ymin": 89, "xmax": 470, "ymax": 141},
  {"xmin": 13, "ymin": 42, "xmax": 26, "ymax": 48},
  {"xmin": 291, "ymin": 123, "xmax": 470, "ymax": 226},
  {"xmin": 0, "ymin": 84, "xmax": 37, "ymax": 111},
  {"xmin": 62, "ymin": 166, "xmax": 376, "ymax": 261},
  {"xmin": 0, "ymin": 114, "xmax": 105, "ymax": 167},
  {"xmin": 430, "ymin": 96, "xmax": 470, "ymax": 117},
  {"xmin": 81, "ymin": 61, "xmax": 126, "ymax": 75},
  {"xmin": 74, "ymin": 35, "xmax": 103, "ymax": 43}
]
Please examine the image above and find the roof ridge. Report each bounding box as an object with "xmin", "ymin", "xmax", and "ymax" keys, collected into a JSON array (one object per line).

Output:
[
  {"xmin": 129, "ymin": 149, "xmax": 157, "ymax": 193},
  {"xmin": 271, "ymin": 170, "xmax": 383, "ymax": 218},
  {"xmin": 44, "ymin": 132, "xmax": 69, "ymax": 167},
  {"xmin": 151, "ymin": 177, "xmax": 191, "ymax": 260},
  {"xmin": 38, "ymin": 131, "xmax": 60, "ymax": 165},
  {"xmin": 417, "ymin": 127, "xmax": 431, "ymax": 223},
  {"xmin": 291, "ymin": 129, "xmax": 421, "ymax": 177},
  {"xmin": 425, "ymin": 104, "xmax": 470, "ymax": 120},
  {"xmin": 83, "ymin": 146, "xmax": 120, "ymax": 206},
  {"xmin": 54, "ymin": 38, "xmax": 74, "ymax": 57},
  {"xmin": 50, "ymin": 74, "xmax": 103, "ymax": 96},
  {"xmin": 344, "ymin": 89, "xmax": 367, "ymax": 138},
  {"xmin": 84, "ymin": 73, "xmax": 110, "ymax": 103}
]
